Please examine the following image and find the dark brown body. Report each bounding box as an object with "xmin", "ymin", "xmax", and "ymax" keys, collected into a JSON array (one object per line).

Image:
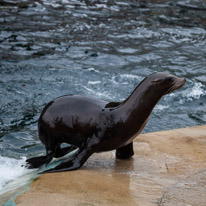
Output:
[{"xmin": 26, "ymin": 72, "xmax": 186, "ymax": 173}]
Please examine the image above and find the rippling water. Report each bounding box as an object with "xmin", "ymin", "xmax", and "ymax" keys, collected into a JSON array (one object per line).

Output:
[{"xmin": 0, "ymin": 0, "xmax": 206, "ymax": 197}]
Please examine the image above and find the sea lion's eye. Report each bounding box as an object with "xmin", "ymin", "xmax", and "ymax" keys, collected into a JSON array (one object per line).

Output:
[
  {"xmin": 152, "ymin": 79, "xmax": 161, "ymax": 83},
  {"xmin": 165, "ymin": 77, "xmax": 173, "ymax": 83}
]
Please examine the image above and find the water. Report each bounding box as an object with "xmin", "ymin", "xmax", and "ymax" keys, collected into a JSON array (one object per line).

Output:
[{"xmin": 0, "ymin": 0, "xmax": 206, "ymax": 202}]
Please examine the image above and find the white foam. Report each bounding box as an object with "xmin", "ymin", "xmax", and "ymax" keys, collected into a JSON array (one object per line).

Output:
[
  {"xmin": 0, "ymin": 156, "xmax": 32, "ymax": 193},
  {"xmin": 94, "ymin": 91, "xmax": 113, "ymax": 100},
  {"xmin": 182, "ymin": 82, "xmax": 206, "ymax": 101},
  {"xmin": 120, "ymin": 74, "xmax": 141, "ymax": 80},
  {"xmin": 82, "ymin": 86, "xmax": 113, "ymax": 100},
  {"xmin": 87, "ymin": 67, "xmax": 99, "ymax": 73},
  {"xmin": 0, "ymin": 153, "xmax": 77, "ymax": 197},
  {"xmin": 155, "ymin": 104, "xmax": 169, "ymax": 111},
  {"xmin": 88, "ymin": 81, "xmax": 101, "ymax": 85}
]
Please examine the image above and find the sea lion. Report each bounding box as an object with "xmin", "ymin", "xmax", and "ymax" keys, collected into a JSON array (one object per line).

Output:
[{"xmin": 26, "ymin": 72, "xmax": 186, "ymax": 173}]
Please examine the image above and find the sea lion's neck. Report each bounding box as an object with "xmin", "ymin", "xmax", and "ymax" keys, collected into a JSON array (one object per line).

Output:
[{"xmin": 116, "ymin": 82, "xmax": 162, "ymax": 126}]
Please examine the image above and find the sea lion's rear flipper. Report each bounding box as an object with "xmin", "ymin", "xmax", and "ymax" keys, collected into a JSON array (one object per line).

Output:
[
  {"xmin": 116, "ymin": 142, "xmax": 134, "ymax": 159},
  {"xmin": 40, "ymin": 148, "xmax": 93, "ymax": 174},
  {"xmin": 26, "ymin": 151, "xmax": 54, "ymax": 169},
  {"xmin": 54, "ymin": 145, "xmax": 77, "ymax": 158}
]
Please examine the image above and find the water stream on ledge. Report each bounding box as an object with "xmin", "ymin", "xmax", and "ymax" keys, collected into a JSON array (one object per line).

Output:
[{"xmin": 0, "ymin": 0, "xmax": 206, "ymax": 202}]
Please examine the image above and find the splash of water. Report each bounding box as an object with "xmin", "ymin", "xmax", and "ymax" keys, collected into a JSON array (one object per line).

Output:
[
  {"xmin": 0, "ymin": 156, "xmax": 30, "ymax": 193},
  {"xmin": 182, "ymin": 82, "xmax": 206, "ymax": 101}
]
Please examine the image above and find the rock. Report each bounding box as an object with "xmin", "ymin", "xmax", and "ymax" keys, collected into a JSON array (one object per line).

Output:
[{"xmin": 16, "ymin": 125, "xmax": 206, "ymax": 206}]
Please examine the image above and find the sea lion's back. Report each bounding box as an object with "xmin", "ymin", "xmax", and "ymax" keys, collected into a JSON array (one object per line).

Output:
[{"xmin": 39, "ymin": 95, "xmax": 107, "ymax": 129}]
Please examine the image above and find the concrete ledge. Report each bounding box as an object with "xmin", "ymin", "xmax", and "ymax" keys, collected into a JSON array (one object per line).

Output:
[{"xmin": 16, "ymin": 125, "xmax": 206, "ymax": 206}]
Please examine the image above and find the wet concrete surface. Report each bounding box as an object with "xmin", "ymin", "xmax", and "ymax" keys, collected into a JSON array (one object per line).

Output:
[{"xmin": 16, "ymin": 125, "xmax": 206, "ymax": 206}]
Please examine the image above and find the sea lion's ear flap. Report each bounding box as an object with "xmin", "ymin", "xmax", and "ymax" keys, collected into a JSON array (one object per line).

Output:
[{"xmin": 105, "ymin": 102, "xmax": 121, "ymax": 108}]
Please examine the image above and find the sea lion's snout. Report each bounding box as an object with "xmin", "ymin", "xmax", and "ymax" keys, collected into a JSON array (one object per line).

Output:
[
  {"xmin": 166, "ymin": 76, "xmax": 186, "ymax": 94},
  {"xmin": 174, "ymin": 76, "xmax": 186, "ymax": 87},
  {"xmin": 180, "ymin": 77, "xmax": 186, "ymax": 85}
]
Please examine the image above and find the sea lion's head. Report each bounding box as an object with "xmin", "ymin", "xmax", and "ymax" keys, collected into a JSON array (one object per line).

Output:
[{"xmin": 147, "ymin": 72, "xmax": 186, "ymax": 95}]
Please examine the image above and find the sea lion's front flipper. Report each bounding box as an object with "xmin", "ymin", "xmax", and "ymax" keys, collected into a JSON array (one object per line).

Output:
[
  {"xmin": 116, "ymin": 142, "xmax": 134, "ymax": 159},
  {"xmin": 40, "ymin": 148, "xmax": 93, "ymax": 174},
  {"xmin": 26, "ymin": 151, "xmax": 55, "ymax": 169}
]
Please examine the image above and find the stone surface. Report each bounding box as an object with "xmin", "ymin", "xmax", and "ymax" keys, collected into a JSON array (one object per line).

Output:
[{"xmin": 16, "ymin": 125, "xmax": 206, "ymax": 206}]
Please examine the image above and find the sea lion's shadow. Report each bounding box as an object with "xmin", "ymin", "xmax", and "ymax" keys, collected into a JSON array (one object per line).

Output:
[
  {"xmin": 38, "ymin": 151, "xmax": 135, "ymax": 174},
  {"xmin": 84, "ymin": 154, "xmax": 135, "ymax": 173}
]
